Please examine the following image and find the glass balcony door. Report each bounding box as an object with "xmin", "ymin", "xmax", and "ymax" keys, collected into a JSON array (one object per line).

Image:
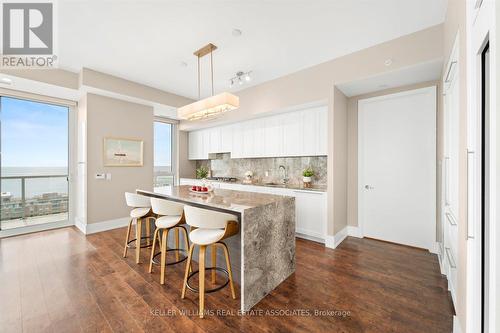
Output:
[{"xmin": 0, "ymin": 96, "xmax": 69, "ymax": 231}]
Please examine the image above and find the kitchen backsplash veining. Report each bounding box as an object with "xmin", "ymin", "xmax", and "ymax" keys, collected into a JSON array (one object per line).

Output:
[{"xmin": 195, "ymin": 154, "xmax": 327, "ymax": 185}]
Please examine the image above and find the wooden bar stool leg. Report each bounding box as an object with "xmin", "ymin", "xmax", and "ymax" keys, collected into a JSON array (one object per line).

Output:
[
  {"xmin": 211, "ymin": 244, "xmax": 217, "ymax": 284},
  {"xmin": 123, "ymin": 218, "xmax": 133, "ymax": 258},
  {"xmin": 181, "ymin": 243, "xmax": 195, "ymax": 299},
  {"xmin": 219, "ymin": 242, "xmax": 236, "ymax": 299},
  {"xmin": 199, "ymin": 245, "xmax": 206, "ymax": 318},
  {"xmin": 149, "ymin": 228, "xmax": 160, "ymax": 273},
  {"xmin": 145, "ymin": 218, "xmax": 151, "ymax": 246},
  {"xmin": 135, "ymin": 218, "xmax": 142, "ymax": 264},
  {"xmin": 174, "ymin": 228, "xmax": 180, "ymax": 261},
  {"xmin": 180, "ymin": 227, "xmax": 192, "ymax": 272},
  {"xmin": 160, "ymin": 228, "xmax": 169, "ymax": 285}
]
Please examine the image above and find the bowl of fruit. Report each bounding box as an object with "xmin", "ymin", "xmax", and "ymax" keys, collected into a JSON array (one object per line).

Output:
[{"xmin": 189, "ymin": 185, "xmax": 213, "ymax": 194}]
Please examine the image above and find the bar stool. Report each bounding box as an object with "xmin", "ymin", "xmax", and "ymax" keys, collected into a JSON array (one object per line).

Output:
[
  {"xmin": 123, "ymin": 192, "xmax": 155, "ymax": 264},
  {"xmin": 149, "ymin": 197, "xmax": 190, "ymax": 285},
  {"xmin": 181, "ymin": 206, "xmax": 239, "ymax": 318}
]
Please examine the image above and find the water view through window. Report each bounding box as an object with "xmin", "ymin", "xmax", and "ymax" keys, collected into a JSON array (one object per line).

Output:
[
  {"xmin": 0, "ymin": 97, "xmax": 69, "ymax": 230},
  {"xmin": 154, "ymin": 121, "xmax": 174, "ymax": 189}
]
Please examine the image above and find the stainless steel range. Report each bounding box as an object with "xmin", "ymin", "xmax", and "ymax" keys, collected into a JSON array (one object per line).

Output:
[{"xmin": 206, "ymin": 176, "xmax": 238, "ymax": 182}]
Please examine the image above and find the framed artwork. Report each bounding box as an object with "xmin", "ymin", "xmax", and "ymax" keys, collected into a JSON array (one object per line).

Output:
[{"xmin": 103, "ymin": 137, "xmax": 143, "ymax": 167}]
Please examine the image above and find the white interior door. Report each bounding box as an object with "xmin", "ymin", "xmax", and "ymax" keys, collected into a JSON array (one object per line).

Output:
[{"xmin": 358, "ymin": 86, "xmax": 436, "ymax": 250}]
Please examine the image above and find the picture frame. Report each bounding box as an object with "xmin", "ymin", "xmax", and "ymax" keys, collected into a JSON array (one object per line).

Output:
[{"xmin": 103, "ymin": 137, "xmax": 144, "ymax": 167}]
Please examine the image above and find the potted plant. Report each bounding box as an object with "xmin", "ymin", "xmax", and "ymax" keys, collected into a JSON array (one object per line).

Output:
[
  {"xmin": 196, "ymin": 166, "xmax": 209, "ymax": 179},
  {"xmin": 302, "ymin": 167, "xmax": 314, "ymax": 187}
]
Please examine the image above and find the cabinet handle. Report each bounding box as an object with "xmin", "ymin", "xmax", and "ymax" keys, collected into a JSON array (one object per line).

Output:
[
  {"xmin": 466, "ymin": 150, "xmax": 475, "ymax": 239},
  {"xmin": 445, "ymin": 212, "xmax": 457, "ymax": 226},
  {"xmin": 445, "ymin": 247, "xmax": 457, "ymax": 269},
  {"xmin": 444, "ymin": 157, "xmax": 450, "ymax": 206}
]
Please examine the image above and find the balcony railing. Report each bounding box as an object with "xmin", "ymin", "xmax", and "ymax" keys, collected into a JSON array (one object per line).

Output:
[{"xmin": 1, "ymin": 174, "xmax": 68, "ymax": 222}]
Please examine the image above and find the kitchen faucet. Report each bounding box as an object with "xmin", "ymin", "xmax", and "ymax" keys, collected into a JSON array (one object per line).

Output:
[{"xmin": 278, "ymin": 165, "xmax": 289, "ymax": 184}]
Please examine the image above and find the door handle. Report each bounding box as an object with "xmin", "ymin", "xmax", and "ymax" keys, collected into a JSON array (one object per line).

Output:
[{"xmin": 364, "ymin": 185, "xmax": 374, "ymax": 190}]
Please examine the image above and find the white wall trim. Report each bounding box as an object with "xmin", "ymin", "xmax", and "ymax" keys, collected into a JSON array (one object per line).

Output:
[
  {"xmin": 75, "ymin": 216, "xmax": 130, "ymax": 235},
  {"xmin": 347, "ymin": 225, "xmax": 362, "ymax": 238},
  {"xmin": 325, "ymin": 226, "xmax": 348, "ymax": 249},
  {"xmin": 74, "ymin": 216, "xmax": 87, "ymax": 234},
  {"xmin": 453, "ymin": 315, "xmax": 462, "ymax": 333}
]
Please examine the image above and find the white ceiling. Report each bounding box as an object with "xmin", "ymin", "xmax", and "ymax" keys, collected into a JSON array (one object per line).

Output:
[
  {"xmin": 58, "ymin": 0, "xmax": 447, "ymax": 100},
  {"xmin": 336, "ymin": 59, "xmax": 443, "ymax": 97}
]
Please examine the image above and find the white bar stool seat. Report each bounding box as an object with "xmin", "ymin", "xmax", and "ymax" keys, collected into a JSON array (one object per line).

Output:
[
  {"xmin": 155, "ymin": 215, "xmax": 183, "ymax": 229},
  {"xmin": 189, "ymin": 229, "xmax": 225, "ymax": 245},
  {"xmin": 181, "ymin": 206, "xmax": 239, "ymax": 318},
  {"xmin": 148, "ymin": 198, "xmax": 190, "ymax": 285},
  {"xmin": 130, "ymin": 207, "xmax": 151, "ymax": 219},
  {"xmin": 123, "ymin": 192, "xmax": 155, "ymax": 264}
]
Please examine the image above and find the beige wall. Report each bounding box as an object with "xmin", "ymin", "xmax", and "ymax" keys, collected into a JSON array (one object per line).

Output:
[
  {"xmin": 81, "ymin": 68, "xmax": 192, "ymax": 107},
  {"xmin": 0, "ymin": 68, "xmax": 79, "ymax": 89},
  {"xmin": 86, "ymin": 93, "xmax": 154, "ymax": 224},
  {"xmin": 346, "ymin": 81, "xmax": 440, "ymax": 229},
  {"xmin": 332, "ymin": 88, "xmax": 348, "ymax": 234},
  {"xmin": 178, "ymin": 130, "xmax": 196, "ymax": 178},
  {"xmin": 442, "ymin": 0, "xmax": 468, "ymax": 330}
]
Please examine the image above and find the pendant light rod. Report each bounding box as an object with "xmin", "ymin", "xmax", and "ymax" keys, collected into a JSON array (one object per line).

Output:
[
  {"xmin": 210, "ymin": 48, "xmax": 214, "ymax": 96},
  {"xmin": 193, "ymin": 43, "xmax": 217, "ymax": 100}
]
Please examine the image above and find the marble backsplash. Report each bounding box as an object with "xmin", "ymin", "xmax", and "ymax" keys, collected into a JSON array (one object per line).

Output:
[{"xmin": 196, "ymin": 154, "xmax": 327, "ymax": 185}]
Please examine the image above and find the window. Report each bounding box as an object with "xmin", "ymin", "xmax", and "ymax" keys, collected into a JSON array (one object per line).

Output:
[
  {"xmin": 0, "ymin": 96, "xmax": 69, "ymax": 230},
  {"xmin": 154, "ymin": 120, "xmax": 176, "ymax": 189}
]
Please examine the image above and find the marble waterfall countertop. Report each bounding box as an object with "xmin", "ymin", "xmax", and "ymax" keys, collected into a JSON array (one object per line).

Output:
[
  {"xmin": 138, "ymin": 185, "xmax": 293, "ymax": 214},
  {"xmin": 136, "ymin": 185, "xmax": 296, "ymax": 312}
]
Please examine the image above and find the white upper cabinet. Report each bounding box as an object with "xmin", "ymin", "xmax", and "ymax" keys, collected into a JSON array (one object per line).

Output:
[
  {"xmin": 317, "ymin": 107, "xmax": 328, "ymax": 155},
  {"xmin": 187, "ymin": 106, "xmax": 328, "ymax": 160},
  {"xmin": 220, "ymin": 125, "xmax": 233, "ymax": 153},
  {"xmin": 207, "ymin": 127, "xmax": 221, "ymax": 154},
  {"xmin": 264, "ymin": 114, "xmax": 283, "ymax": 157}
]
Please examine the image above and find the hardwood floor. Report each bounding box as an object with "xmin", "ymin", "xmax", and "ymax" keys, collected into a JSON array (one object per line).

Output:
[{"xmin": 0, "ymin": 226, "xmax": 454, "ymax": 333}]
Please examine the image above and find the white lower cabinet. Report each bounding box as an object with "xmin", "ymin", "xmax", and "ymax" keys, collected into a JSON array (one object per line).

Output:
[
  {"xmin": 180, "ymin": 179, "xmax": 327, "ymax": 242},
  {"xmin": 293, "ymin": 190, "xmax": 327, "ymax": 241}
]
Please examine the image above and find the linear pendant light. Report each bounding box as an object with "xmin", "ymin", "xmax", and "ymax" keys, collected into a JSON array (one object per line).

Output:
[{"xmin": 178, "ymin": 43, "xmax": 239, "ymax": 121}]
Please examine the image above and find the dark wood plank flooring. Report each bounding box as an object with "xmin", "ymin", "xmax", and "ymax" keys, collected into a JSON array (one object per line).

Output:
[{"xmin": 0, "ymin": 226, "xmax": 454, "ymax": 333}]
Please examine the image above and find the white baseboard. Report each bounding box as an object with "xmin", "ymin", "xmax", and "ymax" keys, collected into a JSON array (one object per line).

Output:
[
  {"xmin": 296, "ymin": 232, "xmax": 325, "ymax": 244},
  {"xmin": 86, "ymin": 217, "xmax": 130, "ymax": 235},
  {"xmin": 75, "ymin": 216, "xmax": 130, "ymax": 235},
  {"xmin": 429, "ymin": 242, "xmax": 440, "ymax": 254},
  {"xmin": 325, "ymin": 226, "xmax": 347, "ymax": 249},
  {"xmin": 453, "ymin": 316, "xmax": 462, "ymax": 333},
  {"xmin": 325, "ymin": 225, "xmax": 363, "ymax": 249},
  {"xmin": 347, "ymin": 226, "xmax": 362, "ymax": 238},
  {"xmin": 74, "ymin": 216, "xmax": 87, "ymax": 234}
]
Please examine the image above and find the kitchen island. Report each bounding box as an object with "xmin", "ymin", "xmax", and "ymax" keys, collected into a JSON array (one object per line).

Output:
[{"xmin": 137, "ymin": 185, "xmax": 296, "ymax": 312}]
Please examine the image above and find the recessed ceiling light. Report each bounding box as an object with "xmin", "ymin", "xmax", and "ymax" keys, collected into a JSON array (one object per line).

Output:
[
  {"xmin": 0, "ymin": 77, "xmax": 12, "ymax": 85},
  {"xmin": 384, "ymin": 59, "xmax": 393, "ymax": 66},
  {"xmin": 232, "ymin": 28, "xmax": 242, "ymax": 37}
]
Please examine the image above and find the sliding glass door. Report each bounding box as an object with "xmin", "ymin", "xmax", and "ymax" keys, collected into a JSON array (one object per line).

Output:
[
  {"xmin": 0, "ymin": 96, "xmax": 69, "ymax": 231},
  {"xmin": 154, "ymin": 120, "xmax": 176, "ymax": 190}
]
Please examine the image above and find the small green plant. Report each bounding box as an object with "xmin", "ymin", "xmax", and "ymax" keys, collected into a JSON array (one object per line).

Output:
[
  {"xmin": 196, "ymin": 166, "xmax": 209, "ymax": 179},
  {"xmin": 302, "ymin": 167, "xmax": 314, "ymax": 177}
]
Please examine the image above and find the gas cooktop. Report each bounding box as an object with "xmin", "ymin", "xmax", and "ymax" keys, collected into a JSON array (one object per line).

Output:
[{"xmin": 206, "ymin": 176, "xmax": 238, "ymax": 182}]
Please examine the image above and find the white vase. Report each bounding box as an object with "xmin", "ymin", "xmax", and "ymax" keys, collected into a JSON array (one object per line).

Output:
[{"xmin": 303, "ymin": 176, "xmax": 312, "ymax": 183}]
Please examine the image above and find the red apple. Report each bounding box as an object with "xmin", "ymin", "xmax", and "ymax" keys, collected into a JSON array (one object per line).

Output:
[
  {"xmin": 196, "ymin": 186, "xmax": 202, "ymax": 191},
  {"xmin": 191, "ymin": 186, "xmax": 196, "ymax": 191},
  {"xmin": 202, "ymin": 187, "xmax": 208, "ymax": 192}
]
